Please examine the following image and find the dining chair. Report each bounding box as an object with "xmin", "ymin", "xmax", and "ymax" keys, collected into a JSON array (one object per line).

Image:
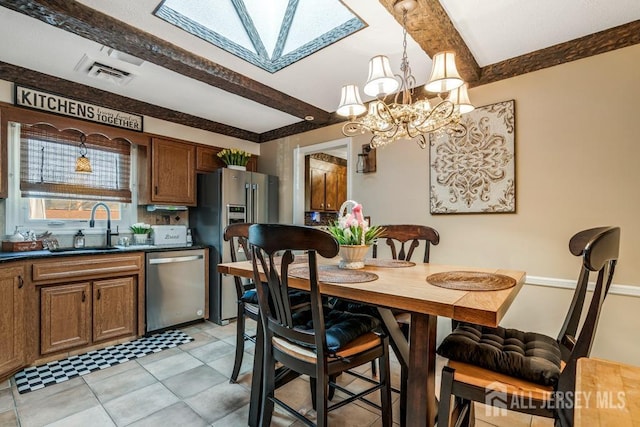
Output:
[
  {"xmin": 249, "ymin": 224, "xmax": 393, "ymax": 427},
  {"xmin": 225, "ymin": 223, "xmax": 313, "ymax": 383},
  {"xmin": 436, "ymin": 226, "xmax": 620, "ymax": 427},
  {"xmin": 335, "ymin": 224, "xmax": 440, "ymax": 424},
  {"xmin": 374, "ymin": 224, "xmax": 440, "ymax": 423},
  {"xmin": 223, "ymin": 222, "xmax": 257, "ymax": 383}
]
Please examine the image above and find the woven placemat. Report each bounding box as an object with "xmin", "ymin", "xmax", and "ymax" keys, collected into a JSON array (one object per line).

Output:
[
  {"xmin": 289, "ymin": 265, "xmax": 378, "ymax": 284},
  {"xmin": 426, "ymin": 271, "xmax": 516, "ymax": 291},
  {"xmin": 364, "ymin": 258, "xmax": 416, "ymax": 268}
]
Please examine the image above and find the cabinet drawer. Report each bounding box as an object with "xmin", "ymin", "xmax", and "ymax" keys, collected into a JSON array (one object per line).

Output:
[{"xmin": 32, "ymin": 254, "xmax": 143, "ymax": 283}]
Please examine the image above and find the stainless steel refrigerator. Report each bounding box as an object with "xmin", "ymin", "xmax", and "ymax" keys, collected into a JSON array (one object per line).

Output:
[{"xmin": 189, "ymin": 168, "xmax": 279, "ymax": 324}]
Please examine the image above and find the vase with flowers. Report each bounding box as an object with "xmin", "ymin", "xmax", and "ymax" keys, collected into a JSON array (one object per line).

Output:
[
  {"xmin": 130, "ymin": 223, "xmax": 152, "ymax": 245},
  {"xmin": 217, "ymin": 148, "xmax": 251, "ymax": 170},
  {"xmin": 327, "ymin": 200, "xmax": 385, "ymax": 269}
]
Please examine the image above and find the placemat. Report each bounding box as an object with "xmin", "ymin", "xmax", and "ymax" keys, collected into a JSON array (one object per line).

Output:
[
  {"xmin": 289, "ymin": 265, "xmax": 378, "ymax": 284},
  {"xmin": 364, "ymin": 258, "xmax": 416, "ymax": 268},
  {"xmin": 426, "ymin": 271, "xmax": 516, "ymax": 291}
]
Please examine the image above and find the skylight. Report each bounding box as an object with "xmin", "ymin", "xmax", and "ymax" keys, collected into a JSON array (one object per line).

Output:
[{"xmin": 154, "ymin": 0, "xmax": 366, "ymax": 73}]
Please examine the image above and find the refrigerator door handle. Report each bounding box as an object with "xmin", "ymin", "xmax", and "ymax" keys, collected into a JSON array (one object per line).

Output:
[
  {"xmin": 245, "ymin": 182, "xmax": 252, "ymax": 222},
  {"xmin": 252, "ymin": 183, "xmax": 259, "ymax": 223}
]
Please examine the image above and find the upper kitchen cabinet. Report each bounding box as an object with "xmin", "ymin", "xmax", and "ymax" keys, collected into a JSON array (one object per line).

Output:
[
  {"xmin": 306, "ymin": 154, "xmax": 347, "ymax": 212},
  {"xmin": 148, "ymin": 137, "xmax": 196, "ymax": 206},
  {"xmin": 196, "ymin": 145, "xmax": 258, "ymax": 173}
]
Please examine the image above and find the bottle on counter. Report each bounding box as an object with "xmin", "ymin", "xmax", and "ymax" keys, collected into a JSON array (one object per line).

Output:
[{"xmin": 73, "ymin": 230, "xmax": 85, "ymax": 248}]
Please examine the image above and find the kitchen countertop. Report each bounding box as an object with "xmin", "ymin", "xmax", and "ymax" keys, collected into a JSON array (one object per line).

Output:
[{"xmin": 0, "ymin": 244, "xmax": 208, "ymax": 263}]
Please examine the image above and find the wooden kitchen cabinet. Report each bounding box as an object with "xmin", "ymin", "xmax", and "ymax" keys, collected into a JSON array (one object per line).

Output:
[
  {"xmin": 93, "ymin": 277, "xmax": 136, "ymax": 342},
  {"xmin": 41, "ymin": 283, "xmax": 92, "ymax": 355},
  {"xmin": 306, "ymin": 155, "xmax": 347, "ymax": 212},
  {"xmin": 324, "ymin": 170, "xmax": 338, "ymax": 211},
  {"xmin": 32, "ymin": 253, "xmax": 144, "ymax": 358},
  {"xmin": 310, "ymin": 167, "xmax": 326, "ymax": 210},
  {"xmin": 0, "ymin": 264, "xmax": 26, "ymax": 378},
  {"xmin": 151, "ymin": 137, "xmax": 196, "ymax": 205},
  {"xmin": 196, "ymin": 145, "xmax": 258, "ymax": 173},
  {"xmin": 337, "ymin": 168, "xmax": 347, "ymax": 208}
]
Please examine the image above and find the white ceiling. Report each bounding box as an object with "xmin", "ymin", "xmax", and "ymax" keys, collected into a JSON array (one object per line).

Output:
[{"xmin": 0, "ymin": 0, "xmax": 639, "ymax": 137}]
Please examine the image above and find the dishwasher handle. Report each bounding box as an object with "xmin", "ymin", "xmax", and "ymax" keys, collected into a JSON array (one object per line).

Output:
[{"xmin": 148, "ymin": 254, "xmax": 204, "ymax": 265}]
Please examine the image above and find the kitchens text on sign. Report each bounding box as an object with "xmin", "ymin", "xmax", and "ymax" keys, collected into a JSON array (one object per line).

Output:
[{"xmin": 14, "ymin": 85, "xmax": 143, "ymax": 132}]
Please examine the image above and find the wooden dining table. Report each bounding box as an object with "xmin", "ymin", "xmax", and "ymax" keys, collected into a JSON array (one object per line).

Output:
[
  {"xmin": 218, "ymin": 256, "xmax": 526, "ymax": 427},
  {"xmin": 574, "ymin": 358, "xmax": 640, "ymax": 426}
]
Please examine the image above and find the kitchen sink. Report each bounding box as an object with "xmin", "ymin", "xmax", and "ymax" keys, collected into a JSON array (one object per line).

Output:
[{"xmin": 48, "ymin": 246, "xmax": 120, "ymax": 253}]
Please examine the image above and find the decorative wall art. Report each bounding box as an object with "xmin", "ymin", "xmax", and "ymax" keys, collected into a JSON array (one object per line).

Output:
[{"xmin": 429, "ymin": 100, "xmax": 516, "ymax": 214}]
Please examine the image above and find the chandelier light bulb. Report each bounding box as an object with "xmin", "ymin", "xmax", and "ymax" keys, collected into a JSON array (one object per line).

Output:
[
  {"xmin": 425, "ymin": 51, "xmax": 464, "ymax": 94},
  {"xmin": 364, "ymin": 55, "xmax": 399, "ymax": 97},
  {"xmin": 447, "ymin": 83, "xmax": 474, "ymax": 114},
  {"xmin": 337, "ymin": 84, "xmax": 366, "ymax": 117}
]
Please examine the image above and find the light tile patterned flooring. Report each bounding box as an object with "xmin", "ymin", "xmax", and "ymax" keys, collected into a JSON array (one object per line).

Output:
[{"xmin": 0, "ymin": 320, "xmax": 555, "ymax": 426}]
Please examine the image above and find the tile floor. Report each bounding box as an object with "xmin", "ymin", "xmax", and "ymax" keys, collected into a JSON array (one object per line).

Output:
[{"xmin": 0, "ymin": 320, "xmax": 556, "ymax": 426}]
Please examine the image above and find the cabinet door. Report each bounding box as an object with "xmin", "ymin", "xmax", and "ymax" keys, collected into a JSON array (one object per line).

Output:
[
  {"xmin": 151, "ymin": 138, "xmax": 196, "ymax": 205},
  {"xmin": 41, "ymin": 283, "xmax": 91, "ymax": 355},
  {"xmin": 337, "ymin": 167, "xmax": 347, "ymax": 210},
  {"xmin": 196, "ymin": 146, "xmax": 223, "ymax": 172},
  {"xmin": 310, "ymin": 168, "xmax": 326, "ymax": 210},
  {"xmin": 325, "ymin": 170, "xmax": 338, "ymax": 211},
  {"xmin": 0, "ymin": 265, "xmax": 26, "ymax": 377},
  {"xmin": 93, "ymin": 277, "xmax": 136, "ymax": 342}
]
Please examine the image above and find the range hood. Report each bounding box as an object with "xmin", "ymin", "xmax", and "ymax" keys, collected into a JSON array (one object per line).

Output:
[{"xmin": 146, "ymin": 205, "xmax": 188, "ymax": 212}]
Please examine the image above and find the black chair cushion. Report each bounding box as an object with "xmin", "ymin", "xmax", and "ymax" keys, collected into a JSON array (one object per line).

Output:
[
  {"xmin": 292, "ymin": 306, "xmax": 381, "ymax": 353},
  {"xmin": 241, "ymin": 289, "xmax": 310, "ymax": 307},
  {"xmin": 436, "ymin": 323, "xmax": 562, "ymax": 386}
]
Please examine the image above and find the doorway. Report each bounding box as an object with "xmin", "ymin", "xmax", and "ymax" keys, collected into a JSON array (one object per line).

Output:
[{"xmin": 292, "ymin": 138, "xmax": 353, "ymax": 225}]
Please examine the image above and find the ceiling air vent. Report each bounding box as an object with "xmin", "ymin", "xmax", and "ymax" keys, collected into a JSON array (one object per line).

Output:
[{"xmin": 86, "ymin": 61, "xmax": 133, "ymax": 86}]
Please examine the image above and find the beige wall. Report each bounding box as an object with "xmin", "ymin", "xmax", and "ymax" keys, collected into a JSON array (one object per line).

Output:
[{"xmin": 260, "ymin": 44, "xmax": 640, "ymax": 364}]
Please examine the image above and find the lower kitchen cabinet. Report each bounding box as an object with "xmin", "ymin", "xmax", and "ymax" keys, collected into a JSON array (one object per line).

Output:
[
  {"xmin": 93, "ymin": 277, "xmax": 136, "ymax": 342},
  {"xmin": 0, "ymin": 264, "xmax": 26, "ymax": 378},
  {"xmin": 0, "ymin": 254, "xmax": 144, "ymax": 381},
  {"xmin": 41, "ymin": 283, "xmax": 91, "ymax": 355},
  {"xmin": 40, "ymin": 277, "xmax": 137, "ymax": 355}
]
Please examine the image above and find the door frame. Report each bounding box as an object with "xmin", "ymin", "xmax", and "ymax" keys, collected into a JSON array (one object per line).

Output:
[{"xmin": 292, "ymin": 137, "xmax": 353, "ymax": 225}]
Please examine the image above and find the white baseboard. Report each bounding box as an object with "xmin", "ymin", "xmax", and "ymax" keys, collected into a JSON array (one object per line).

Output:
[{"xmin": 526, "ymin": 275, "xmax": 640, "ymax": 298}]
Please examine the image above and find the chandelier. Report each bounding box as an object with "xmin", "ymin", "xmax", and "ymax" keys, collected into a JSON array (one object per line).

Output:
[{"xmin": 336, "ymin": 0, "xmax": 474, "ymax": 149}]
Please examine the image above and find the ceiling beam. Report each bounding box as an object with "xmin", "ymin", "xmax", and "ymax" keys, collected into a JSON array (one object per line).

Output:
[
  {"xmin": 477, "ymin": 20, "xmax": 640, "ymax": 85},
  {"xmin": 259, "ymin": 113, "xmax": 344, "ymax": 143},
  {"xmin": 0, "ymin": 61, "xmax": 261, "ymax": 142},
  {"xmin": 378, "ymin": 0, "xmax": 481, "ymax": 84},
  {"xmin": 0, "ymin": 0, "xmax": 331, "ymax": 125}
]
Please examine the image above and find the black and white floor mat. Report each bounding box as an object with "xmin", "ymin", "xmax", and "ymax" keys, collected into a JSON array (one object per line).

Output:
[{"xmin": 14, "ymin": 330, "xmax": 193, "ymax": 394}]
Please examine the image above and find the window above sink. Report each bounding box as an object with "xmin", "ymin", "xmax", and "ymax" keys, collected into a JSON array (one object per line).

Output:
[{"xmin": 5, "ymin": 121, "xmax": 138, "ymax": 236}]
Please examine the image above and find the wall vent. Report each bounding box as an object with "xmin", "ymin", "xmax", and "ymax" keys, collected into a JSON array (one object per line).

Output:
[{"xmin": 86, "ymin": 61, "xmax": 133, "ymax": 86}]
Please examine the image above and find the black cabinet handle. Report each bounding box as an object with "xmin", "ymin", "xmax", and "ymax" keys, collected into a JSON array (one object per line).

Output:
[
  {"xmin": 97, "ymin": 289, "xmax": 101, "ymax": 300},
  {"xmin": 82, "ymin": 291, "xmax": 86, "ymax": 302},
  {"xmin": 155, "ymin": 186, "xmax": 158, "ymax": 195},
  {"xmin": 18, "ymin": 275, "xmax": 24, "ymax": 289}
]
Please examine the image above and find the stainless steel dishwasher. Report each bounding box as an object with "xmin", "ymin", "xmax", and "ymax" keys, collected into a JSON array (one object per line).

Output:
[{"xmin": 146, "ymin": 249, "xmax": 206, "ymax": 333}]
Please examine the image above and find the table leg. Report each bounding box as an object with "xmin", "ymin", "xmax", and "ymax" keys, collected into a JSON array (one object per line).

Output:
[
  {"xmin": 407, "ymin": 313, "xmax": 438, "ymax": 427},
  {"xmin": 377, "ymin": 308, "xmax": 410, "ymax": 425},
  {"xmin": 248, "ymin": 316, "xmax": 264, "ymax": 427},
  {"xmin": 377, "ymin": 308, "xmax": 409, "ymax": 367}
]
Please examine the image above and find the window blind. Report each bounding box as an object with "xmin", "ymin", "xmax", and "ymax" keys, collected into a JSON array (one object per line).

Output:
[{"xmin": 20, "ymin": 123, "xmax": 132, "ymax": 202}]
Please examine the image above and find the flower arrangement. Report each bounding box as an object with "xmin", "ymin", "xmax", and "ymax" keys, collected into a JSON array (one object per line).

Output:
[
  {"xmin": 217, "ymin": 148, "xmax": 251, "ymax": 166},
  {"xmin": 130, "ymin": 223, "xmax": 152, "ymax": 235},
  {"xmin": 327, "ymin": 201, "xmax": 385, "ymax": 246}
]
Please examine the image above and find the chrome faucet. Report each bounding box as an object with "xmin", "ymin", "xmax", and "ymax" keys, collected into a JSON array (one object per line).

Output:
[{"xmin": 89, "ymin": 202, "xmax": 118, "ymax": 247}]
